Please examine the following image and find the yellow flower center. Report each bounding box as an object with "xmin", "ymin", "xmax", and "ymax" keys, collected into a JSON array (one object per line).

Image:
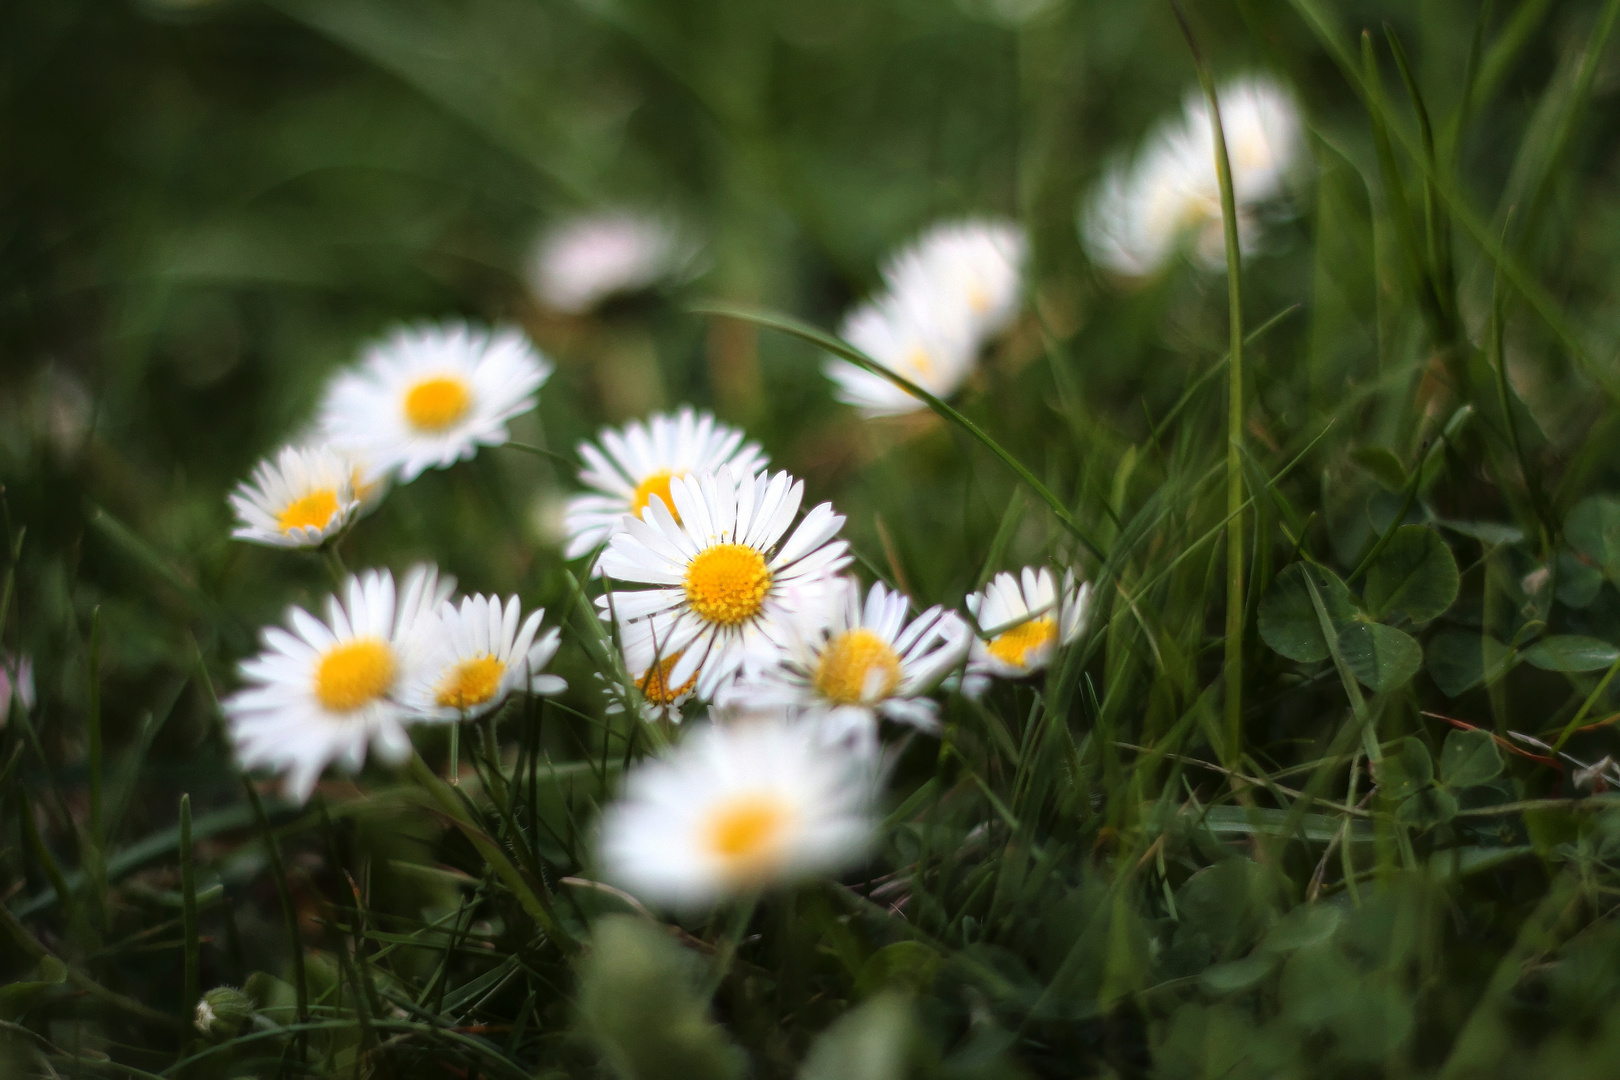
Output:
[
  {"xmin": 314, "ymin": 638, "xmax": 396, "ymax": 712},
  {"xmin": 967, "ymin": 282, "xmax": 990, "ymax": 314},
  {"xmin": 705, "ymin": 794, "xmax": 793, "ymax": 873},
  {"xmin": 434, "ymin": 655, "xmax": 506, "ymax": 710},
  {"xmin": 684, "ymin": 544, "xmax": 772, "ymax": 626},
  {"xmin": 631, "ymin": 470, "xmax": 682, "ymax": 522},
  {"xmin": 638, "ymin": 653, "xmax": 697, "ymax": 705},
  {"xmin": 814, "ymin": 628, "xmax": 902, "ymax": 705},
  {"xmin": 903, "ymin": 346, "xmax": 935, "ymax": 377},
  {"xmin": 986, "ymin": 617, "xmax": 1057, "ymax": 669},
  {"xmin": 403, "ymin": 376, "xmax": 472, "ymax": 432},
  {"xmin": 277, "ymin": 489, "xmax": 340, "ymax": 534}
]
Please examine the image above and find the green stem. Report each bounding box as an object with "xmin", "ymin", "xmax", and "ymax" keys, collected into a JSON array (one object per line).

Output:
[
  {"xmin": 1552, "ymin": 653, "xmax": 1620, "ymax": 752},
  {"xmin": 179, "ymin": 794, "xmax": 199, "ymax": 1058},
  {"xmin": 87, "ymin": 606, "xmax": 103, "ymax": 848}
]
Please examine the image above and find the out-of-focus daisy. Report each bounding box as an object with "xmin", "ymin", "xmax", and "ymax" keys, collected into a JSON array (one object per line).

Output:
[
  {"xmin": 564, "ymin": 408, "xmax": 768, "ymax": 561},
  {"xmin": 319, "ymin": 323, "xmax": 551, "ymax": 482},
  {"xmin": 527, "ymin": 211, "xmax": 699, "ymax": 315},
  {"xmin": 598, "ymin": 717, "xmax": 874, "ymax": 908},
  {"xmin": 1082, "ymin": 74, "xmax": 1303, "ymax": 278},
  {"xmin": 964, "ymin": 566, "xmax": 1091, "ymax": 692},
  {"xmin": 597, "ymin": 465, "xmax": 850, "ymax": 700},
  {"xmin": 882, "ymin": 217, "xmax": 1027, "ymax": 345},
  {"xmin": 229, "ymin": 445, "xmax": 361, "ymax": 549},
  {"xmin": 721, "ymin": 579, "xmax": 970, "ymax": 751},
  {"xmin": 824, "ymin": 294, "xmax": 978, "ymax": 417},
  {"xmin": 1, "ymin": 654, "xmax": 34, "ymax": 724},
  {"xmin": 404, "ymin": 594, "xmax": 566, "ymax": 722},
  {"xmin": 224, "ymin": 565, "xmax": 454, "ymax": 803}
]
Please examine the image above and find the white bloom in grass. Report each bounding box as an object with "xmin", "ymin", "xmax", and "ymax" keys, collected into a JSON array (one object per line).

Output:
[
  {"xmin": 564, "ymin": 408, "xmax": 768, "ymax": 562},
  {"xmin": 597, "ymin": 465, "xmax": 851, "ymax": 700},
  {"xmin": 404, "ymin": 594, "xmax": 566, "ymax": 722},
  {"xmin": 599, "ymin": 717, "xmax": 874, "ymax": 908},
  {"xmin": 1, "ymin": 654, "xmax": 34, "ymax": 724},
  {"xmin": 224, "ymin": 565, "xmax": 454, "ymax": 803},
  {"xmin": 824, "ymin": 294, "xmax": 978, "ymax": 417},
  {"xmin": 882, "ymin": 217, "xmax": 1027, "ymax": 345},
  {"xmin": 528, "ymin": 211, "xmax": 698, "ymax": 314},
  {"xmin": 319, "ymin": 323, "xmax": 551, "ymax": 482},
  {"xmin": 722, "ymin": 579, "xmax": 970, "ymax": 751},
  {"xmin": 229, "ymin": 445, "xmax": 361, "ymax": 549},
  {"xmin": 602, "ymin": 651, "xmax": 701, "ymax": 724},
  {"xmin": 1082, "ymin": 74, "xmax": 1303, "ymax": 278},
  {"xmin": 964, "ymin": 566, "xmax": 1091, "ymax": 692}
]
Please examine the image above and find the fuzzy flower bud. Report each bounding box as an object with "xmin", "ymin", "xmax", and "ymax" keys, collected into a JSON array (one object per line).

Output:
[{"xmin": 194, "ymin": 986, "xmax": 255, "ymax": 1038}]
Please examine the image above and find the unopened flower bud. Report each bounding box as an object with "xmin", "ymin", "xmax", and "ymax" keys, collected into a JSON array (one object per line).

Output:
[{"xmin": 194, "ymin": 986, "xmax": 255, "ymax": 1038}]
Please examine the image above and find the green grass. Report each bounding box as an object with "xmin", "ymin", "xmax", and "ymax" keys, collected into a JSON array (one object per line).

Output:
[{"xmin": 8, "ymin": 0, "xmax": 1620, "ymax": 1076}]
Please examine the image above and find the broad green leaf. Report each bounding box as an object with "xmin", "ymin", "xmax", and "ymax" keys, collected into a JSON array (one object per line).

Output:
[
  {"xmin": 854, "ymin": 941, "xmax": 941, "ymax": 1000},
  {"xmin": 1555, "ymin": 550, "xmax": 1605, "ymax": 608},
  {"xmin": 1262, "ymin": 904, "xmax": 1343, "ymax": 954},
  {"xmin": 1396, "ymin": 787, "xmax": 1459, "ymax": 828},
  {"xmin": 1376, "ymin": 737, "xmax": 1433, "ymax": 801},
  {"xmin": 1363, "ymin": 525, "xmax": 1459, "ymax": 623},
  {"xmin": 1566, "ymin": 495, "xmax": 1620, "ymax": 582},
  {"xmin": 1425, "ymin": 632, "xmax": 1514, "ymax": 697},
  {"xmin": 1521, "ymin": 635, "xmax": 1620, "ymax": 672},
  {"xmin": 1439, "ymin": 728, "xmax": 1504, "ymax": 788},
  {"xmin": 1199, "ymin": 952, "xmax": 1277, "ymax": 995},
  {"xmin": 799, "ymin": 993, "xmax": 922, "ymax": 1080},
  {"xmin": 1337, "ymin": 621, "xmax": 1423, "ymax": 691},
  {"xmin": 1350, "ymin": 446, "xmax": 1407, "ymax": 491},
  {"xmin": 1259, "ymin": 563, "xmax": 1356, "ymax": 663}
]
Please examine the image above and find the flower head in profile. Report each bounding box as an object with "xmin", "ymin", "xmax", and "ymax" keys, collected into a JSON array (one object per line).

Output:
[
  {"xmin": 527, "ymin": 211, "xmax": 699, "ymax": 315},
  {"xmin": 403, "ymin": 594, "xmax": 566, "ymax": 722},
  {"xmin": 224, "ymin": 565, "xmax": 453, "ymax": 803},
  {"xmin": 564, "ymin": 408, "xmax": 768, "ymax": 562},
  {"xmin": 882, "ymin": 217, "xmax": 1027, "ymax": 344},
  {"xmin": 319, "ymin": 323, "xmax": 551, "ymax": 482},
  {"xmin": 722, "ymin": 578, "xmax": 969, "ymax": 753},
  {"xmin": 598, "ymin": 717, "xmax": 874, "ymax": 908},
  {"xmin": 229, "ymin": 445, "xmax": 361, "ymax": 549},
  {"xmin": 964, "ymin": 566, "xmax": 1091, "ymax": 693},
  {"xmin": 1082, "ymin": 74, "xmax": 1303, "ymax": 279},
  {"xmin": 597, "ymin": 465, "xmax": 850, "ymax": 701}
]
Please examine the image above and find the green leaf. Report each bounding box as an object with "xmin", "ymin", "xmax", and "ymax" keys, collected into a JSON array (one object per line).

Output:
[
  {"xmin": 1261, "ymin": 904, "xmax": 1343, "ymax": 954},
  {"xmin": 1425, "ymin": 632, "xmax": 1514, "ymax": 697},
  {"xmin": 1439, "ymin": 728, "xmax": 1504, "ymax": 788},
  {"xmin": 1337, "ymin": 621, "xmax": 1423, "ymax": 692},
  {"xmin": 1397, "ymin": 787, "xmax": 1460, "ymax": 828},
  {"xmin": 1521, "ymin": 635, "xmax": 1620, "ymax": 672},
  {"xmin": 1363, "ymin": 525, "xmax": 1459, "ymax": 623},
  {"xmin": 1376, "ymin": 737, "xmax": 1433, "ymax": 801},
  {"xmin": 1259, "ymin": 563, "xmax": 1356, "ymax": 663},
  {"xmin": 1350, "ymin": 446, "xmax": 1407, "ymax": 492},
  {"xmin": 1566, "ymin": 495, "xmax": 1620, "ymax": 582},
  {"xmin": 1199, "ymin": 952, "xmax": 1278, "ymax": 995},
  {"xmin": 799, "ymin": 993, "xmax": 925, "ymax": 1080},
  {"xmin": 1555, "ymin": 550, "xmax": 1605, "ymax": 608},
  {"xmin": 854, "ymin": 941, "xmax": 942, "ymax": 1000}
]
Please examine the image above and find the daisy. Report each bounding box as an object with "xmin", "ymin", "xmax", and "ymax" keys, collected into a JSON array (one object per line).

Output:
[
  {"xmin": 721, "ymin": 578, "xmax": 970, "ymax": 751},
  {"xmin": 824, "ymin": 293, "xmax": 979, "ymax": 417},
  {"xmin": 319, "ymin": 322, "xmax": 552, "ymax": 482},
  {"xmin": 223, "ymin": 565, "xmax": 454, "ymax": 803},
  {"xmin": 602, "ymin": 651, "xmax": 702, "ymax": 724},
  {"xmin": 881, "ymin": 217, "xmax": 1028, "ymax": 345},
  {"xmin": 597, "ymin": 465, "xmax": 851, "ymax": 701},
  {"xmin": 964, "ymin": 566, "xmax": 1091, "ymax": 692},
  {"xmin": 229, "ymin": 444, "xmax": 361, "ymax": 549},
  {"xmin": 598, "ymin": 717, "xmax": 874, "ymax": 908},
  {"xmin": 527, "ymin": 211, "xmax": 699, "ymax": 314},
  {"xmin": 1, "ymin": 653, "xmax": 34, "ymax": 722},
  {"xmin": 403, "ymin": 594, "xmax": 567, "ymax": 722},
  {"xmin": 563, "ymin": 408, "xmax": 768, "ymax": 561}
]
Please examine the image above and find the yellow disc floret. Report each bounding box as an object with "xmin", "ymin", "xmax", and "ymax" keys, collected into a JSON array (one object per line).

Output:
[
  {"xmin": 277, "ymin": 489, "xmax": 340, "ymax": 535},
  {"xmin": 705, "ymin": 794, "xmax": 793, "ymax": 876},
  {"xmin": 814, "ymin": 628, "xmax": 902, "ymax": 705},
  {"xmin": 434, "ymin": 655, "xmax": 507, "ymax": 710},
  {"xmin": 684, "ymin": 544, "xmax": 772, "ymax": 626},
  {"xmin": 986, "ymin": 617, "xmax": 1056, "ymax": 669},
  {"xmin": 314, "ymin": 639, "xmax": 397, "ymax": 712},
  {"xmin": 403, "ymin": 376, "xmax": 472, "ymax": 432},
  {"xmin": 638, "ymin": 653, "xmax": 698, "ymax": 706},
  {"xmin": 631, "ymin": 470, "xmax": 682, "ymax": 522}
]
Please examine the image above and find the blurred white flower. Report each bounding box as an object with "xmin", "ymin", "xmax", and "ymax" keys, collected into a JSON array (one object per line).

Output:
[
  {"xmin": 403, "ymin": 594, "xmax": 566, "ymax": 722},
  {"xmin": 527, "ymin": 211, "xmax": 698, "ymax": 314},
  {"xmin": 598, "ymin": 717, "xmax": 874, "ymax": 908},
  {"xmin": 224, "ymin": 565, "xmax": 453, "ymax": 803},
  {"xmin": 721, "ymin": 578, "xmax": 969, "ymax": 753},
  {"xmin": 826, "ymin": 217, "xmax": 1026, "ymax": 416},
  {"xmin": 597, "ymin": 466, "xmax": 850, "ymax": 701},
  {"xmin": 1082, "ymin": 74, "xmax": 1303, "ymax": 278},
  {"xmin": 1, "ymin": 654, "xmax": 35, "ymax": 724},
  {"xmin": 564, "ymin": 407, "xmax": 768, "ymax": 563},
  {"xmin": 319, "ymin": 323, "xmax": 551, "ymax": 482},
  {"xmin": 229, "ymin": 445, "xmax": 361, "ymax": 550},
  {"xmin": 964, "ymin": 566, "xmax": 1090, "ymax": 694}
]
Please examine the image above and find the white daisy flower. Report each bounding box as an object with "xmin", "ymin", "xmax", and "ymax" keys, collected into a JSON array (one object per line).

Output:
[
  {"xmin": 596, "ymin": 465, "xmax": 851, "ymax": 701},
  {"xmin": 601, "ymin": 651, "xmax": 703, "ymax": 724},
  {"xmin": 319, "ymin": 322, "xmax": 552, "ymax": 482},
  {"xmin": 824, "ymin": 293, "xmax": 979, "ymax": 417},
  {"xmin": 964, "ymin": 566, "xmax": 1091, "ymax": 692},
  {"xmin": 563, "ymin": 407, "xmax": 768, "ymax": 562},
  {"xmin": 598, "ymin": 717, "xmax": 874, "ymax": 909},
  {"xmin": 1082, "ymin": 74, "xmax": 1303, "ymax": 278},
  {"xmin": 721, "ymin": 578, "xmax": 970, "ymax": 750},
  {"xmin": 881, "ymin": 217, "xmax": 1028, "ymax": 345},
  {"xmin": 403, "ymin": 594, "xmax": 566, "ymax": 722},
  {"xmin": 228, "ymin": 445, "xmax": 361, "ymax": 549},
  {"xmin": 527, "ymin": 211, "xmax": 699, "ymax": 315},
  {"xmin": 224, "ymin": 565, "xmax": 454, "ymax": 803}
]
